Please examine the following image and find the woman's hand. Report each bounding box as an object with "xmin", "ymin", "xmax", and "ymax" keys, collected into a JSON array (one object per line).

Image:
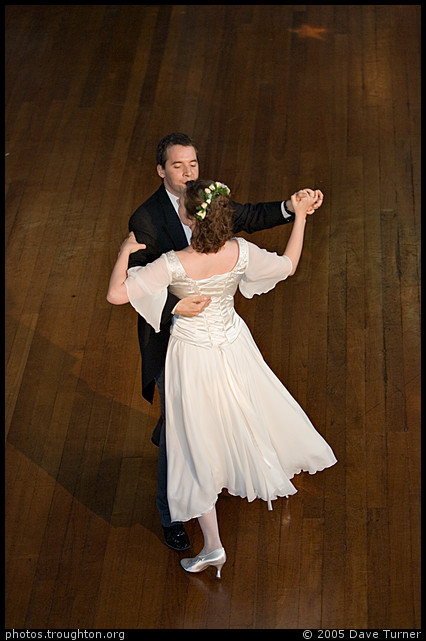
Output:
[
  {"xmin": 119, "ymin": 232, "xmax": 146, "ymax": 255},
  {"xmin": 107, "ymin": 233, "xmax": 146, "ymax": 305}
]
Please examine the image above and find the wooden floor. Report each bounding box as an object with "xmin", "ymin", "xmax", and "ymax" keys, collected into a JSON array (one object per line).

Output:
[{"xmin": 5, "ymin": 4, "xmax": 421, "ymax": 631}]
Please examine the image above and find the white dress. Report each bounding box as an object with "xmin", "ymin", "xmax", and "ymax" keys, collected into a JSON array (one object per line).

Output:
[{"xmin": 125, "ymin": 237, "xmax": 337, "ymax": 522}]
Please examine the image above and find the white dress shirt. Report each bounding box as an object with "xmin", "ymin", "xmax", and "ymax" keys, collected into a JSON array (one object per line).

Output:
[{"xmin": 166, "ymin": 189, "xmax": 193, "ymax": 243}]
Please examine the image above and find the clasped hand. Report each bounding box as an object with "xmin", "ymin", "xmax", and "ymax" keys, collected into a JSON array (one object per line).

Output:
[{"xmin": 291, "ymin": 188, "xmax": 323, "ymax": 218}]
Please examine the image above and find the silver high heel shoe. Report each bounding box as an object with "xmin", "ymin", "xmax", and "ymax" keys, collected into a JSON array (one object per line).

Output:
[{"xmin": 180, "ymin": 547, "xmax": 226, "ymax": 578}]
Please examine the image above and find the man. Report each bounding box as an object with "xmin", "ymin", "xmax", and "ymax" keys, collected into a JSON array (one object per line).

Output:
[{"xmin": 128, "ymin": 132, "xmax": 323, "ymax": 551}]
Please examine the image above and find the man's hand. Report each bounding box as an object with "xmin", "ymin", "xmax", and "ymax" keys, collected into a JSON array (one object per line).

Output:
[
  {"xmin": 174, "ymin": 295, "xmax": 212, "ymax": 317},
  {"xmin": 310, "ymin": 189, "xmax": 324, "ymax": 210}
]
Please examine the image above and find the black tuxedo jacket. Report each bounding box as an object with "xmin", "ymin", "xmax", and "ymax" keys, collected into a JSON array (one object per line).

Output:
[{"xmin": 128, "ymin": 183, "xmax": 294, "ymax": 403}]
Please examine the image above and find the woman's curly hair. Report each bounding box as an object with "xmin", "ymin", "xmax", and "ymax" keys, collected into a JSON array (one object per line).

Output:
[{"xmin": 184, "ymin": 179, "xmax": 234, "ymax": 253}]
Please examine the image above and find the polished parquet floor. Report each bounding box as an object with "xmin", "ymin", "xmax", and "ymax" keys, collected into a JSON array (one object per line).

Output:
[{"xmin": 5, "ymin": 4, "xmax": 421, "ymax": 630}]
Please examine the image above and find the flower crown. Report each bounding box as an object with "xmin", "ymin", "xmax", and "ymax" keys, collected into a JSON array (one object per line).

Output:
[{"xmin": 194, "ymin": 181, "xmax": 231, "ymax": 221}]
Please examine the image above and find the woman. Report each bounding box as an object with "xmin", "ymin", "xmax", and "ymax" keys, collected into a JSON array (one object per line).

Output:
[{"xmin": 107, "ymin": 180, "xmax": 337, "ymax": 578}]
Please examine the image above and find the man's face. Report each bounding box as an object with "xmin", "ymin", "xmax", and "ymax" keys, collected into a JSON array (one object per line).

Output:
[{"xmin": 157, "ymin": 145, "xmax": 199, "ymax": 196}]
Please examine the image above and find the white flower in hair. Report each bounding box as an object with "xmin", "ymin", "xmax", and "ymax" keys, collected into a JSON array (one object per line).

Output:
[{"xmin": 194, "ymin": 181, "xmax": 231, "ymax": 221}]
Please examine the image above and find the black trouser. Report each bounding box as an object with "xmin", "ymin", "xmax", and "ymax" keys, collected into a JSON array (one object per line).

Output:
[{"xmin": 153, "ymin": 368, "xmax": 182, "ymax": 528}]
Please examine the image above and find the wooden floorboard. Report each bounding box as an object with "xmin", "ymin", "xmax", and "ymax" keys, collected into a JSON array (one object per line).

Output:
[{"xmin": 5, "ymin": 4, "xmax": 420, "ymax": 630}]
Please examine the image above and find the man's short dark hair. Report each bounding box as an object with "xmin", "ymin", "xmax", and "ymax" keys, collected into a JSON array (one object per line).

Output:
[{"xmin": 156, "ymin": 132, "xmax": 198, "ymax": 167}]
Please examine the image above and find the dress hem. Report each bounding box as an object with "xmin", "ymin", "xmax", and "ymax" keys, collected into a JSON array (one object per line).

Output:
[{"xmin": 170, "ymin": 460, "xmax": 336, "ymax": 523}]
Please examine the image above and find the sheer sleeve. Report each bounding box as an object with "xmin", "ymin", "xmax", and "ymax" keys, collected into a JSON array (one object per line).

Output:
[
  {"xmin": 125, "ymin": 255, "xmax": 171, "ymax": 332},
  {"xmin": 238, "ymin": 241, "xmax": 293, "ymax": 299}
]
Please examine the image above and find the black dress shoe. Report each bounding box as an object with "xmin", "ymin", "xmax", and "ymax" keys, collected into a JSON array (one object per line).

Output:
[{"xmin": 163, "ymin": 524, "xmax": 191, "ymax": 551}]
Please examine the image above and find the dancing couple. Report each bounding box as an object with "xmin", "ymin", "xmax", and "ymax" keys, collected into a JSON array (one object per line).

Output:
[{"xmin": 107, "ymin": 133, "xmax": 337, "ymax": 578}]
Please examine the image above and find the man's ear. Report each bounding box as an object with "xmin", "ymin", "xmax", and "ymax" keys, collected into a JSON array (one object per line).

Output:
[{"xmin": 157, "ymin": 164, "xmax": 165, "ymax": 179}]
